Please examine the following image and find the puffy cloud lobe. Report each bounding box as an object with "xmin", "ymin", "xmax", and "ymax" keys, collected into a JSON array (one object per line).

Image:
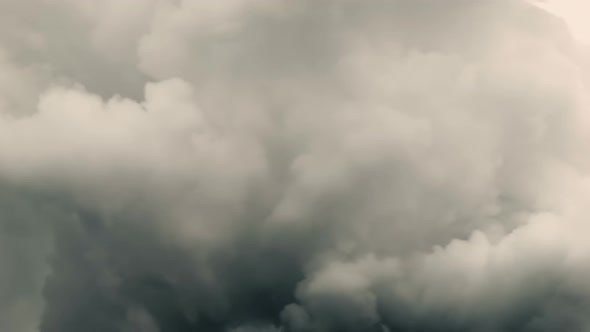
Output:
[{"xmin": 1, "ymin": 0, "xmax": 590, "ymax": 331}]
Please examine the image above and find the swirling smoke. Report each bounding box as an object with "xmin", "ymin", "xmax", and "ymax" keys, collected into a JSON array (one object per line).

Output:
[{"xmin": 2, "ymin": 1, "xmax": 590, "ymax": 331}]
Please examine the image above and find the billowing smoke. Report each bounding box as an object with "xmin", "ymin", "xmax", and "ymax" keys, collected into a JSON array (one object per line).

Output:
[{"xmin": 1, "ymin": 0, "xmax": 590, "ymax": 331}]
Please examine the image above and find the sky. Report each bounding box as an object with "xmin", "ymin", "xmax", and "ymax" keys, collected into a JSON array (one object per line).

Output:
[
  {"xmin": 2, "ymin": 1, "xmax": 590, "ymax": 332},
  {"xmin": 532, "ymin": 0, "xmax": 590, "ymax": 43}
]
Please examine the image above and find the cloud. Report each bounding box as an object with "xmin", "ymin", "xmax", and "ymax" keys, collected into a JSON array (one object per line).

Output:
[{"xmin": 1, "ymin": 0, "xmax": 590, "ymax": 331}]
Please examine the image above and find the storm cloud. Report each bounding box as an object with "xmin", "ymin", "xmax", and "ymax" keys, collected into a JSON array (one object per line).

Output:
[{"xmin": 1, "ymin": 0, "xmax": 590, "ymax": 331}]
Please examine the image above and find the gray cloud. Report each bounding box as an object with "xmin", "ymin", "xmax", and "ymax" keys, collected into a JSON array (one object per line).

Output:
[{"xmin": 1, "ymin": 0, "xmax": 590, "ymax": 331}]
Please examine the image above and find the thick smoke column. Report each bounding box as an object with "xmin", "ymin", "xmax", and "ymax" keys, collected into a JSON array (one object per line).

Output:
[{"xmin": 1, "ymin": 0, "xmax": 590, "ymax": 331}]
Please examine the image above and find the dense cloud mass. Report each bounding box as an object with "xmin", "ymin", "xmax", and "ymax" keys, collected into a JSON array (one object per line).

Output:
[{"xmin": 2, "ymin": 0, "xmax": 590, "ymax": 331}]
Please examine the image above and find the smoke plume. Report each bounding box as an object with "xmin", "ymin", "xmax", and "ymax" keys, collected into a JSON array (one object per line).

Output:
[{"xmin": 2, "ymin": 0, "xmax": 590, "ymax": 331}]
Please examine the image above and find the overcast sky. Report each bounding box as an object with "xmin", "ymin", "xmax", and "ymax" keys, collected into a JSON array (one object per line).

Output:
[{"xmin": 2, "ymin": 1, "xmax": 590, "ymax": 332}]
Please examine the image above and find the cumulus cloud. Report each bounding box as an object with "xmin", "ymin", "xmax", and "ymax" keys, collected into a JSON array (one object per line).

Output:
[{"xmin": 1, "ymin": 0, "xmax": 590, "ymax": 331}]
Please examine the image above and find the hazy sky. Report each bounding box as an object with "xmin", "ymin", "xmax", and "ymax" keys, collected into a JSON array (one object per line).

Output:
[
  {"xmin": 533, "ymin": 0, "xmax": 590, "ymax": 43},
  {"xmin": 2, "ymin": 1, "xmax": 590, "ymax": 332}
]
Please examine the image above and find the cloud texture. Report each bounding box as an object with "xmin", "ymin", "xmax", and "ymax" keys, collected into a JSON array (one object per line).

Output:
[{"xmin": 2, "ymin": 0, "xmax": 590, "ymax": 331}]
